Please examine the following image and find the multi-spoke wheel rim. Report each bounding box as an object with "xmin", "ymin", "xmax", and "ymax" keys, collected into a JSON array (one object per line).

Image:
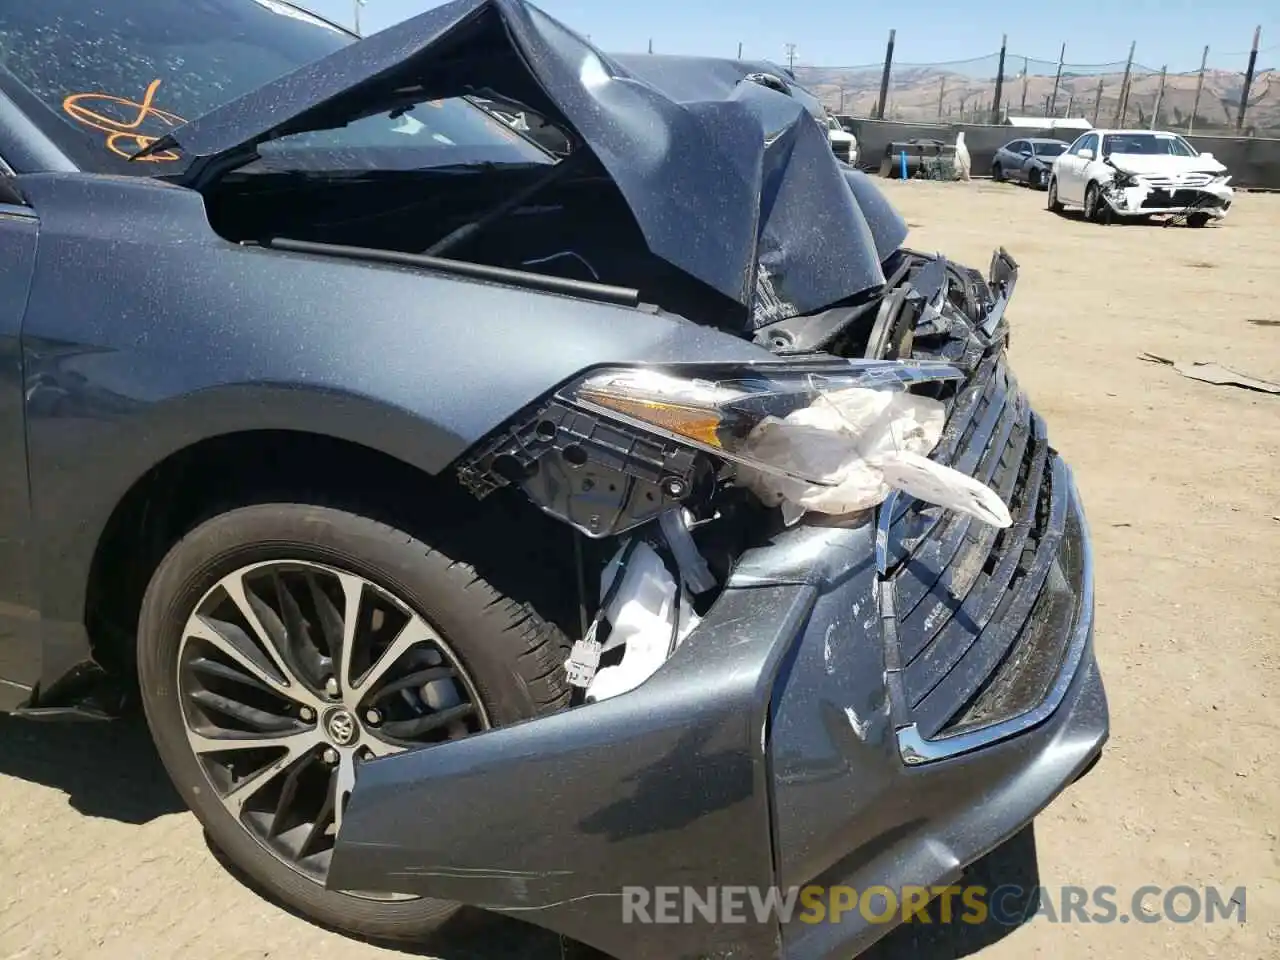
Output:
[{"xmin": 176, "ymin": 560, "xmax": 488, "ymax": 895}]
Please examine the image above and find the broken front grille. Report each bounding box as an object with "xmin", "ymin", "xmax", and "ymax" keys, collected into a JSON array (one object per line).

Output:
[
  {"xmin": 880, "ymin": 353, "xmax": 1083, "ymax": 746},
  {"xmin": 1140, "ymin": 172, "xmax": 1214, "ymax": 188},
  {"xmin": 1139, "ymin": 188, "xmax": 1216, "ymax": 208}
]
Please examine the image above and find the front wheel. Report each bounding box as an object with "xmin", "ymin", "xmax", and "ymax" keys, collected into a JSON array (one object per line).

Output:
[
  {"xmin": 136, "ymin": 502, "xmax": 570, "ymax": 940},
  {"xmin": 1187, "ymin": 212, "xmax": 1211, "ymax": 228},
  {"xmin": 1084, "ymin": 182, "xmax": 1109, "ymax": 223},
  {"xmin": 1028, "ymin": 167, "xmax": 1043, "ymax": 189},
  {"xmin": 1047, "ymin": 178, "xmax": 1064, "ymax": 214},
  {"xmin": 991, "ymin": 162, "xmax": 1004, "ymax": 182}
]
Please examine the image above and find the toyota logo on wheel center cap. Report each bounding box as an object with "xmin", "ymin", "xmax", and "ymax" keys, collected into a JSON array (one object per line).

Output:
[{"xmin": 324, "ymin": 708, "xmax": 359, "ymax": 746}]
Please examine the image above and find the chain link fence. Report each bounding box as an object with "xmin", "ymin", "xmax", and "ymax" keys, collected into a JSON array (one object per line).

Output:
[{"xmin": 794, "ymin": 41, "xmax": 1278, "ymax": 136}]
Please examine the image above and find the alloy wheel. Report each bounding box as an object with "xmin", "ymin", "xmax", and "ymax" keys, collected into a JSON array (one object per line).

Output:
[{"xmin": 175, "ymin": 559, "xmax": 488, "ymax": 892}]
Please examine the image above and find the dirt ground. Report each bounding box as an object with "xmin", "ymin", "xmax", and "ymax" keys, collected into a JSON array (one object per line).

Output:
[{"xmin": 1, "ymin": 181, "xmax": 1277, "ymax": 960}]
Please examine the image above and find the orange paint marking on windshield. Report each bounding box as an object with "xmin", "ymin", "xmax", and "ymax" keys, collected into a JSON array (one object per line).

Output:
[{"xmin": 62, "ymin": 78, "xmax": 187, "ymax": 161}]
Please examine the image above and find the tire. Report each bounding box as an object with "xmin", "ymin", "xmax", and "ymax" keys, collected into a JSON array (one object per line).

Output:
[
  {"xmin": 1028, "ymin": 167, "xmax": 1042, "ymax": 189},
  {"xmin": 1084, "ymin": 182, "xmax": 1109, "ymax": 224},
  {"xmin": 1047, "ymin": 177, "xmax": 1064, "ymax": 214},
  {"xmin": 137, "ymin": 502, "xmax": 570, "ymax": 941},
  {"xmin": 1187, "ymin": 212, "xmax": 1211, "ymax": 228},
  {"xmin": 991, "ymin": 162, "xmax": 1004, "ymax": 182}
]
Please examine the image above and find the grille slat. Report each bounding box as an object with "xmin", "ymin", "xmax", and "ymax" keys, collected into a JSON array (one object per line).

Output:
[
  {"xmin": 881, "ymin": 329, "xmax": 1083, "ymax": 745},
  {"xmin": 892, "ymin": 364, "xmax": 1023, "ymax": 642},
  {"xmin": 894, "ymin": 404, "xmax": 1036, "ymax": 666},
  {"xmin": 888, "ymin": 353, "xmax": 1001, "ymax": 533},
  {"xmin": 909, "ymin": 455, "xmax": 1071, "ymax": 739},
  {"xmin": 902, "ymin": 425, "xmax": 1050, "ymax": 707}
]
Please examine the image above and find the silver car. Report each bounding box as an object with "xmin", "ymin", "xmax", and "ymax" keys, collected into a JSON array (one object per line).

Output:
[{"xmin": 991, "ymin": 137, "xmax": 1070, "ymax": 189}]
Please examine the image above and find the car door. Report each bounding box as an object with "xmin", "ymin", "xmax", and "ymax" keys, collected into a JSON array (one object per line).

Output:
[
  {"xmin": 0, "ymin": 166, "xmax": 40, "ymax": 704},
  {"xmin": 1060, "ymin": 133, "xmax": 1098, "ymax": 203},
  {"xmin": 999, "ymin": 141, "xmax": 1021, "ymax": 178},
  {"xmin": 1012, "ymin": 140, "xmax": 1034, "ymax": 180}
]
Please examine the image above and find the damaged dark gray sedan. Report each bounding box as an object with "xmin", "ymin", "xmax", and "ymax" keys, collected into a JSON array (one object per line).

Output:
[{"xmin": 0, "ymin": 0, "xmax": 1108, "ymax": 957}]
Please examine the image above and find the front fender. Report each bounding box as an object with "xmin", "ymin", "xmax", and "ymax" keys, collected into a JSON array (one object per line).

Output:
[{"xmin": 15, "ymin": 172, "xmax": 769, "ymax": 629}]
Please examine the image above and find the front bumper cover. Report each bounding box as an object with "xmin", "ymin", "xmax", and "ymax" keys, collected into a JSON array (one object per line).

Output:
[
  {"xmin": 327, "ymin": 467, "xmax": 1108, "ymax": 960},
  {"xmin": 1103, "ymin": 181, "xmax": 1234, "ymax": 218}
]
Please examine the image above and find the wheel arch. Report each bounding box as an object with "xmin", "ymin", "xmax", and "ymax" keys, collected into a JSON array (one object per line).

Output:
[{"xmin": 76, "ymin": 425, "xmax": 578, "ymax": 699}]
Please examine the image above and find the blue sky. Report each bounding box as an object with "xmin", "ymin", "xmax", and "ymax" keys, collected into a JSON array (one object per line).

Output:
[{"xmin": 301, "ymin": 0, "xmax": 1275, "ymax": 73}]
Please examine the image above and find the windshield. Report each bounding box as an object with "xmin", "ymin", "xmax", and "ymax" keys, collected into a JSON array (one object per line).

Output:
[
  {"xmin": 1102, "ymin": 133, "xmax": 1199, "ymax": 158},
  {"xmin": 0, "ymin": 0, "xmax": 551, "ymax": 175},
  {"xmin": 1034, "ymin": 142, "xmax": 1066, "ymax": 157}
]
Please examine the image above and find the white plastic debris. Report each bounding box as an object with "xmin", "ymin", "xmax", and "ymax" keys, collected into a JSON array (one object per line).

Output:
[
  {"xmin": 736, "ymin": 386, "xmax": 1012, "ymax": 528},
  {"xmin": 954, "ymin": 131, "xmax": 972, "ymax": 182},
  {"xmin": 580, "ymin": 539, "xmax": 701, "ymax": 703}
]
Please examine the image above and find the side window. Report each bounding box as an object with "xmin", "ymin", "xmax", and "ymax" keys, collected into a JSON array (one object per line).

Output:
[
  {"xmin": 1007, "ymin": 140, "xmax": 1026, "ymax": 154},
  {"xmin": 1017, "ymin": 141, "xmax": 1033, "ymax": 155},
  {"xmin": 1072, "ymin": 134, "xmax": 1098, "ymax": 156}
]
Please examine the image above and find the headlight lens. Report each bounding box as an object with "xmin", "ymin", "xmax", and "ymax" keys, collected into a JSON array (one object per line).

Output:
[{"xmin": 561, "ymin": 361, "xmax": 964, "ymax": 485}]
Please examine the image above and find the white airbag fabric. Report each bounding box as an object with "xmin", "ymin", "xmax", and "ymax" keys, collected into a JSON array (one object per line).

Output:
[{"xmin": 736, "ymin": 386, "xmax": 1012, "ymax": 527}]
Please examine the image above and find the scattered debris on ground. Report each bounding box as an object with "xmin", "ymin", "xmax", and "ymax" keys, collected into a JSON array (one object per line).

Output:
[{"xmin": 1138, "ymin": 353, "xmax": 1280, "ymax": 394}]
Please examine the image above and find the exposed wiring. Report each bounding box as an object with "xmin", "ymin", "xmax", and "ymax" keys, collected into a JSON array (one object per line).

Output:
[{"xmin": 521, "ymin": 250, "xmax": 601, "ymax": 281}]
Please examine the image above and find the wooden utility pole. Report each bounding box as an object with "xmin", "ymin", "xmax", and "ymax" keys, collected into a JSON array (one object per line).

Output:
[
  {"xmin": 937, "ymin": 76, "xmax": 947, "ymax": 120},
  {"xmin": 1113, "ymin": 41, "xmax": 1136, "ymax": 126},
  {"xmin": 875, "ymin": 30, "xmax": 895, "ymax": 120},
  {"xmin": 991, "ymin": 35, "xmax": 1008, "ymax": 123},
  {"xmin": 785, "ymin": 43, "xmax": 797, "ymax": 71},
  {"xmin": 1188, "ymin": 45, "xmax": 1209, "ymax": 133},
  {"xmin": 1049, "ymin": 43, "xmax": 1066, "ymax": 116},
  {"xmin": 1092, "ymin": 76, "xmax": 1104, "ymax": 126},
  {"xmin": 1150, "ymin": 66, "xmax": 1167, "ymax": 129},
  {"xmin": 737, "ymin": 41, "xmax": 743, "ymax": 59},
  {"xmin": 1237, "ymin": 26, "xmax": 1262, "ymax": 132}
]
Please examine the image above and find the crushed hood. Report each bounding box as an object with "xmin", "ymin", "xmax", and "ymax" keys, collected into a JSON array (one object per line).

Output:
[{"xmin": 141, "ymin": 0, "xmax": 905, "ymax": 329}]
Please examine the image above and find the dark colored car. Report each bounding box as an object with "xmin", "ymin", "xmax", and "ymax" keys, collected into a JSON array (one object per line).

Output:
[
  {"xmin": 0, "ymin": 1, "xmax": 1107, "ymax": 958},
  {"xmin": 991, "ymin": 137, "xmax": 1070, "ymax": 189}
]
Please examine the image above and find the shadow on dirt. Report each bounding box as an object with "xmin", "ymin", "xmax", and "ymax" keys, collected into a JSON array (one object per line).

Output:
[
  {"xmin": 861, "ymin": 824, "xmax": 1042, "ymax": 959},
  {"xmin": 0, "ymin": 713, "xmax": 1042, "ymax": 960},
  {"xmin": 0, "ymin": 713, "xmax": 182, "ymax": 822}
]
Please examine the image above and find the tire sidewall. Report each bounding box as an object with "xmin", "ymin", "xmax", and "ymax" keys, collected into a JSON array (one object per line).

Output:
[{"xmin": 137, "ymin": 502, "xmax": 550, "ymax": 935}]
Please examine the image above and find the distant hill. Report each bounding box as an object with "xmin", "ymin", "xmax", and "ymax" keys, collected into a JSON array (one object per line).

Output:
[{"xmin": 794, "ymin": 63, "xmax": 1280, "ymax": 135}]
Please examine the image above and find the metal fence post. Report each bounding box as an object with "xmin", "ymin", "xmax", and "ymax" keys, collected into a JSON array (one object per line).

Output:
[
  {"xmin": 875, "ymin": 30, "xmax": 895, "ymax": 120},
  {"xmin": 1188, "ymin": 45, "xmax": 1208, "ymax": 133},
  {"xmin": 991, "ymin": 35, "xmax": 1007, "ymax": 124},
  {"xmin": 1237, "ymin": 26, "xmax": 1261, "ymax": 133},
  {"xmin": 1049, "ymin": 43, "xmax": 1066, "ymax": 116}
]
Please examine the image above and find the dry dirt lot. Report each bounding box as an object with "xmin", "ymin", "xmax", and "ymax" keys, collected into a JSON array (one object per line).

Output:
[{"xmin": 1, "ymin": 180, "xmax": 1277, "ymax": 960}]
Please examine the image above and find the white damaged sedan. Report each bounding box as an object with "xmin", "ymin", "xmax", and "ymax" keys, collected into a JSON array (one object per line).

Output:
[{"xmin": 1047, "ymin": 129, "xmax": 1234, "ymax": 226}]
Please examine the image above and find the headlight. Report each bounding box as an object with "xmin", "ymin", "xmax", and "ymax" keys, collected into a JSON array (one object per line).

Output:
[
  {"xmin": 562, "ymin": 361, "xmax": 964, "ymax": 485},
  {"xmin": 563, "ymin": 361, "xmax": 1011, "ymax": 527}
]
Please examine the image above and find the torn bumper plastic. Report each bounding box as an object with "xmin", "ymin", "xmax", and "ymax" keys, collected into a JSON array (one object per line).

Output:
[
  {"xmin": 1103, "ymin": 180, "xmax": 1234, "ymax": 219},
  {"xmin": 326, "ymin": 462, "xmax": 1108, "ymax": 960}
]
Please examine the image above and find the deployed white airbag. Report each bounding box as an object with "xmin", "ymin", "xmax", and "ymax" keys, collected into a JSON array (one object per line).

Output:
[{"xmin": 736, "ymin": 386, "xmax": 1012, "ymax": 527}]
